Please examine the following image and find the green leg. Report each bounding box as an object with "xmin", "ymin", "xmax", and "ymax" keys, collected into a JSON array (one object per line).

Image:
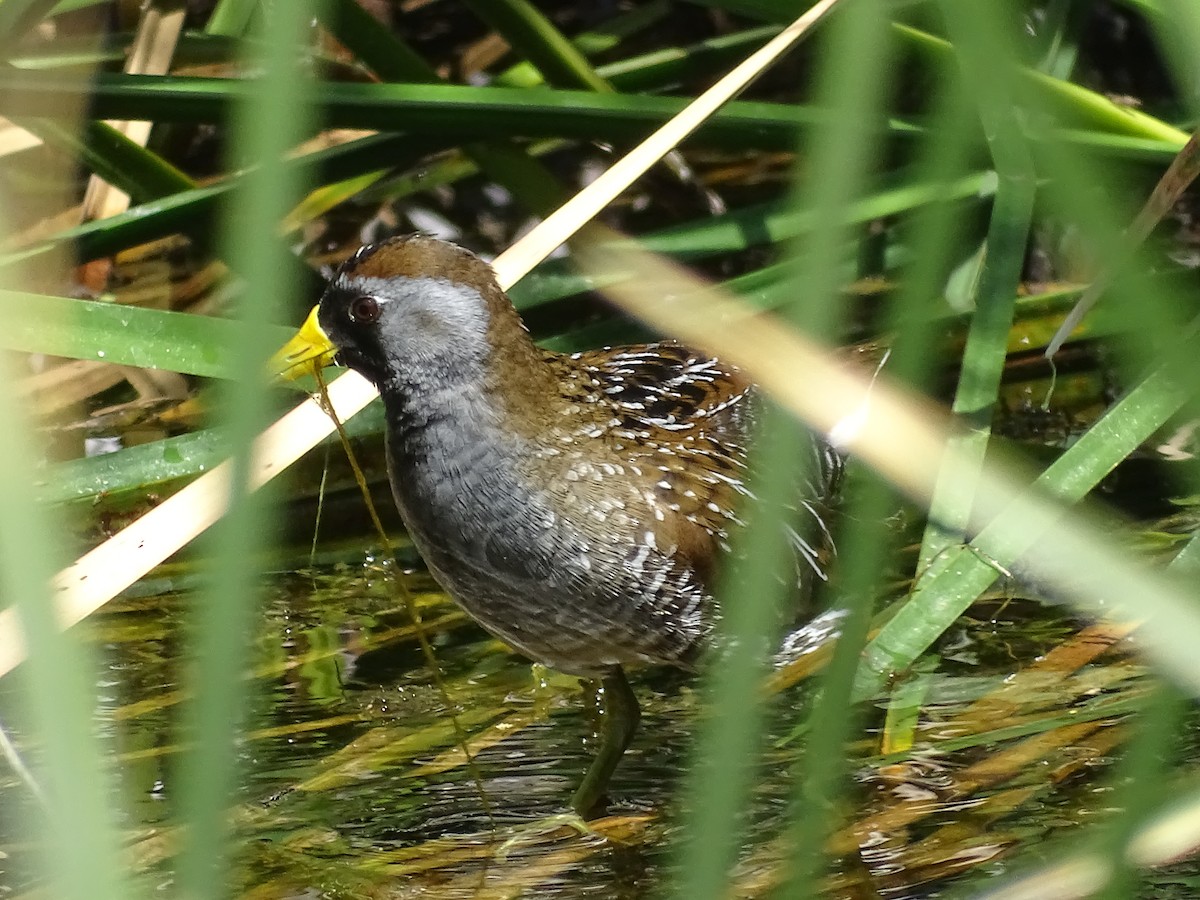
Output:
[{"xmin": 570, "ymin": 666, "xmax": 641, "ymax": 818}]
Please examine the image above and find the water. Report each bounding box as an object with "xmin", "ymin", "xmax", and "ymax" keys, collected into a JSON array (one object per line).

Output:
[{"xmin": 1, "ymin": 538, "xmax": 1189, "ymax": 898}]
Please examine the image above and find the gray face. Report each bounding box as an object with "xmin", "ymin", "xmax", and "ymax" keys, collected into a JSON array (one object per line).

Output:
[{"xmin": 317, "ymin": 272, "xmax": 492, "ymax": 393}]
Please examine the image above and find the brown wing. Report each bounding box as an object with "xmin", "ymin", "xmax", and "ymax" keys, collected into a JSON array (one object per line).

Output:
[
  {"xmin": 556, "ymin": 342, "xmax": 754, "ymax": 585},
  {"xmin": 570, "ymin": 342, "xmax": 757, "ymax": 447},
  {"xmin": 544, "ymin": 341, "xmax": 842, "ymax": 593}
]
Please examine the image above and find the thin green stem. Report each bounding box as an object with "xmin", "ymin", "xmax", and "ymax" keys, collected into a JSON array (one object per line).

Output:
[
  {"xmin": 175, "ymin": 1, "xmax": 318, "ymax": 896},
  {"xmin": 919, "ymin": 1, "xmax": 1036, "ymax": 565}
]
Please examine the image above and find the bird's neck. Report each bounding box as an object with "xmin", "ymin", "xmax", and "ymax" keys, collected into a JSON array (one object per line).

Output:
[
  {"xmin": 478, "ymin": 280, "xmax": 564, "ymax": 411},
  {"xmin": 378, "ymin": 336, "xmax": 552, "ymax": 572},
  {"xmin": 382, "ymin": 281, "xmax": 568, "ymax": 441}
]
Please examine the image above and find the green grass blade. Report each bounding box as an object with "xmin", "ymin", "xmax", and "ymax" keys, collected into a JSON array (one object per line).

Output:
[
  {"xmin": 0, "ymin": 366, "xmax": 131, "ymax": 893},
  {"xmin": 1032, "ymin": 0, "xmax": 1086, "ymax": 79},
  {"xmin": 670, "ymin": 413, "xmax": 817, "ymax": 900},
  {"xmin": 600, "ymin": 25, "xmax": 782, "ymax": 93},
  {"xmin": 40, "ymin": 428, "xmax": 230, "ymax": 505},
  {"xmin": 174, "ymin": 0, "xmax": 317, "ymax": 894},
  {"xmin": 784, "ymin": 477, "xmax": 896, "ymax": 894},
  {"xmin": 3, "ymin": 131, "xmax": 454, "ymax": 269},
  {"xmin": 493, "ymin": 0, "xmax": 672, "ymax": 88},
  {"xmin": 321, "ymin": 0, "xmax": 432, "ymax": 80},
  {"xmin": 15, "ymin": 118, "xmax": 195, "ymax": 201},
  {"xmin": 205, "ymin": 0, "xmax": 259, "ymax": 37},
  {"xmin": 1098, "ymin": 682, "xmax": 1186, "ymax": 898},
  {"xmin": 674, "ymin": 2, "xmax": 892, "ymax": 896},
  {"xmin": 893, "ymin": 22, "xmax": 1189, "ymax": 146},
  {"xmin": 0, "ymin": 215, "xmax": 130, "ymax": 900},
  {"xmin": 463, "ymin": 0, "xmax": 612, "ymax": 93},
  {"xmin": 855, "ymin": 331, "xmax": 1196, "ymax": 697},
  {"xmin": 0, "ymin": 290, "xmax": 291, "ymax": 377},
  {"xmin": 918, "ymin": 0, "xmax": 1037, "ymax": 564},
  {"xmin": 317, "ymin": 0, "xmax": 570, "ymax": 215},
  {"xmin": 776, "ymin": 5, "xmax": 897, "ymax": 891},
  {"xmin": 0, "ymin": 71, "xmax": 920, "ymax": 147},
  {"xmin": 1155, "ymin": 0, "xmax": 1200, "ymax": 115},
  {"xmin": 1, "ymin": 427, "xmax": 133, "ymax": 897}
]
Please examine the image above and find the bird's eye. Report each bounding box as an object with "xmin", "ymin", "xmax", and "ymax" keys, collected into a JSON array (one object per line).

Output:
[{"xmin": 348, "ymin": 296, "xmax": 381, "ymax": 325}]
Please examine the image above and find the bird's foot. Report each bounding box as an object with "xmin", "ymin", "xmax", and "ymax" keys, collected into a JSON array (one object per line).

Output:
[{"xmin": 495, "ymin": 812, "xmax": 597, "ymax": 859}]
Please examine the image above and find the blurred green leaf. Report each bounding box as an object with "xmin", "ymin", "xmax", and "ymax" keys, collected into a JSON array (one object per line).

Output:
[
  {"xmin": 0, "ymin": 290, "xmax": 291, "ymax": 378},
  {"xmin": 0, "ymin": 70, "xmax": 921, "ymax": 149}
]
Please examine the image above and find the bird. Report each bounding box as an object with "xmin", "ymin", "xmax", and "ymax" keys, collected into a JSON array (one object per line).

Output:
[{"xmin": 273, "ymin": 234, "xmax": 843, "ymax": 817}]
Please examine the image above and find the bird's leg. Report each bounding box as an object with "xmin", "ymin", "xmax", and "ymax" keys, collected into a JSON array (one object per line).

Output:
[
  {"xmin": 497, "ymin": 669, "xmax": 638, "ymax": 852},
  {"xmin": 571, "ymin": 666, "xmax": 640, "ymax": 818}
]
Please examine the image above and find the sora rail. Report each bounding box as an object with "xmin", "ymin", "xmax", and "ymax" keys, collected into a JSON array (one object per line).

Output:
[{"xmin": 275, "ymin": 235, "xmax": 843, "ymax": 816}]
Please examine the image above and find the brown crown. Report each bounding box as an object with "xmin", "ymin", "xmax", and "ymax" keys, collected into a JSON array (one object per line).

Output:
[{"xmin": 343, "ymin": 235, "xmax": 497, "ymax": 289}]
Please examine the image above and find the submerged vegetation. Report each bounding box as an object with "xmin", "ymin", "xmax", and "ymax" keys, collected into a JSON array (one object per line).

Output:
[{"xmin": 1, "ymin": 0, "xmax": 1200, "ymax": 897}]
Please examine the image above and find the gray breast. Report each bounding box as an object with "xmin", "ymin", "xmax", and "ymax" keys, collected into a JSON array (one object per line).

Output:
[{"xmin": 383, "ymin": 413, "xmax": 713, "ymax": 677}]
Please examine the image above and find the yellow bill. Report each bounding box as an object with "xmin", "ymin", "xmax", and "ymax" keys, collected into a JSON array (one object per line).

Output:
[{"xmin": 270, "ymin": 305, "xmax": 338, "ymax": 382}]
